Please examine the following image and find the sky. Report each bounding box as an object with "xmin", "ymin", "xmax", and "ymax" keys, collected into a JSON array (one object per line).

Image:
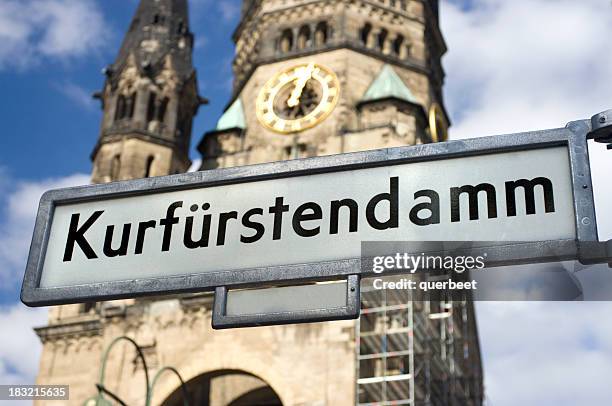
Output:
[{"xmin": 0, "ymin": 0, "xmax": 611, "ymax": 405}]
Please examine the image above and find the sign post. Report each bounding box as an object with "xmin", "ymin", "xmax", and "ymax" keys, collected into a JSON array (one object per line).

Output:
[{"xmin": 21, "ymin": 110, "xmax": 612, "ymax": 328}]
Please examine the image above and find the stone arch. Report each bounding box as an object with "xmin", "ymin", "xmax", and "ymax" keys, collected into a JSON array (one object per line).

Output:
[
  {"xmin": 110, "ymin": 154, "xmax": 121, "ymax": 180},
  {"xmin": 360, "ymin": 22, "xmax": 372, "ymax": 46},
  {"xmin": 377, "ymin": 28, "xmax": 388, "ymax": 52},
  {"xmin": 296, "ymin": 25, "xmax": 311, "ymax": 49},
  {"xmin": 314, "ymin": 21, "xmax": 329, "ymax": 46},
  {"xmin": 160, "ymin": 369, "xmax": 283, "ymax": 406},
  {"xmin": 278, "ymin": 29, "xmax": 293, "ymax": 53},
  {"xmin": 151, "ymin": 352, "xmax": 293, "ymax": 406},
  {"xmin": 144, "ymin": 155, "xmax": 155, "ymax": 178},
  {"xmin": 392, "ymin": 33, "xmax": 405, "ymax": 57}
]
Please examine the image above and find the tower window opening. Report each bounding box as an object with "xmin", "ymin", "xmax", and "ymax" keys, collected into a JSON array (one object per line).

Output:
[
  {"xmin": 111, "ymin": 154, "xmax": 121, "ymax": 180},
  {"xmin": 127, "ymin": 92, "xmax": 136, "ymax": 118},
  {"xmin": 144, "ymin": 155, "xmax": 155, "ymax": 178},
  {"xmin": 393, "ymin": 34, "xmax": 404, "ymax": 57},
  {"xmin": 377, "ymin": 29, "xmax": 388, "ymax": 52},
  {"xmin": 115, "ymin": 95, "xmax": 126, "ymax": 121},
  {"xmin": 279, "ymin": 29, "xmax": 293, "ymax": 53},
  {"xmin": 177, "ymin": 21, "xmax": 184, "ymax": 34},
  {"xmin": 314, "ymin": 22, "xmax": 328, "ymax": 46},
  {"xmin": 147, "ymin": 92, "xmax": 157, "ymax": 123},
  {"xmin": 297, "ymin": 25, "xmax": 311, "ymax": 50},
  {"xmin": 153, "ymin": 14, "xmax": 166, "ymax": 25},
  {"xmin": 360, "ymin": 23, "xmax": 372, "ymax": 46},
  {"xmin": 115, "ymin": 93, "xmax": 136, "ymax": 121},
  {"xmin": 157, "ymin": 97, "xmax": 169, "ymax": 122}
]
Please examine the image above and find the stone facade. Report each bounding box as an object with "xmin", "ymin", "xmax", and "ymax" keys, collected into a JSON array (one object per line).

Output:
[
  {"xmin": 36, "ymin": 296, "xmax": 355, "ymax": 405},
  {"xmin": 35, "ymin": 1, "xmax": 481, "ymax": 405},
  {"xmin": 200, "ymin": 0, "xmax": 447, "ymax": 169}
]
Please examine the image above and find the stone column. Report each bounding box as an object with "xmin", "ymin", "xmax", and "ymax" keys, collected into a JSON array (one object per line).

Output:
[
  {"xmin": 382, "ymin": 37, "xmax": 392, "ymax": 55},
  {"xmin": 367, "ymin": 28, "xmax": 379, "ymax": 49},
  {"xmin": 133, "ymin": 85, "xmax": 150, "ymax": 130}
]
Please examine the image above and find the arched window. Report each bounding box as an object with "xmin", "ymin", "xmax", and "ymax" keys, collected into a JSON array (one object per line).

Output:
[
  {"xmin": 115, "ymin": 93, "xmax": 136, "ymax": 121},
  {"xmin": 147, "ymin": 93, "xmax": 169, "ymax": 124},
  {"xmin": 147, "ymin": 92, "xmax": 157, "ymax": 123},
  {"xmin": 177, "ymin": 21, "xmax": 184, "ymax": 34},
  {"xmin": 157, "ymin": 97, "xmax": 169, "ymax": 122},
  {"xmin": 297, "ymin": 25, "xmax": 311, "ymax": 50},
  {"xmin": 144, "ymin": 155, "xmax": 155, "ymax": 178},
  {"xmin": 360, "ymin": 23, "xmax": 372, "ymax": 46},
  {"xmin": 393, "ymin": 34, "xmax": 404, "ymax": 56},
  {"xmin": 115, "ymin": 95, "xmax": 126, "ymax": 121},
  {"xmin": 153, "ymin": 14, "xmax": 160, "ymax": 24},
  {"xmin": 377, "ymin": 29, "xmax": 388, "ymax": 52},
  {"xmin": 111, "ymin": 154, "xmax": 121, "ymax": 180},
  {"xmin": 314, "ymin": 22, "xmax": 328, "ymax": 46},
  {"xmin": 279, "ymin": 29, "xmax": 293, "ymax": 53}
]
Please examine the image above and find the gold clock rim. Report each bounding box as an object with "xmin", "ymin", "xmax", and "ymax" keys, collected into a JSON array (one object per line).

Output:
[
  {"xmin": 428, "ymin": 102, "xmax": 448, "ymax": 143},
  {"xmin": 256, "ymin": 62, "xmax": 340, "ymax": 135}
]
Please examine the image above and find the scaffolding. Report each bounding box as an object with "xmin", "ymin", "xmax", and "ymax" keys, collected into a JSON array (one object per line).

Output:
[{"xmin": 356, "ymin": 275, "xmax": 484, "ymax": 406}]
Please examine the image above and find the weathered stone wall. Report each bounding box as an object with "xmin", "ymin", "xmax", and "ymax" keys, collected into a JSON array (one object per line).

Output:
[{"xmin": 36, "ymin": 296, "xmax": 356, "ymax": 406}]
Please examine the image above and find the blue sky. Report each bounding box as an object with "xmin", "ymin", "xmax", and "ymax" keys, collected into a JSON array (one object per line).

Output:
[
  {"xmin": 0, "ymin": 0, "xmax": 241, "ymax": 305},
  {"xmin": 1, "ymin": 1, "xmax": 612, "ymax": 405},
  {"xmin": 0, "ymin": 0, "xmax": 239, "ymax": 182}
]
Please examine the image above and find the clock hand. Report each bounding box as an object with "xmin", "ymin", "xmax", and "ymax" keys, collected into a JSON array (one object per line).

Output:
[{"xmin": 287, "ymin": 62, "xmax": 315, "ymax": 108}]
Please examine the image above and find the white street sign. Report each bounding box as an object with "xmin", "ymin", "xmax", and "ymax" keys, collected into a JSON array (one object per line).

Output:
[
  {"xmin": 22, "ymin": 115, "xmax": 609, "ymax": 325},
  {"xmin": 40, "ymin": 147, "xmax": 573, "ymax": 289}
]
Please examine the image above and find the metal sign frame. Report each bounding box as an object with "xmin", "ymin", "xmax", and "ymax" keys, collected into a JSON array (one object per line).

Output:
[
  {"xmin": 21, "ymin": 115, "xmax": 609, "ymax": 308},
  {"xmin": 212, "ymin": 275, "xmax": 360, "ymax": 329}
]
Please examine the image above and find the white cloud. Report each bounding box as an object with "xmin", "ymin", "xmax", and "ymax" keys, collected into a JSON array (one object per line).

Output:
[
  {"xmin": 475, "ymin": 302, "xmax": 612, "ymax": 406},
  {"xmin": 55, "ymin": 81, "xmax": 97, "ymax": 111},
  {"xmin": 441, "ymin": 1, "xmax": 612, "ymax": 405},
  {"xmin": 0, "ymin": 0, "xmax": 110, "ymax": 70},
  {"xmin": 217, "ymin": 1, "xmax": 241, "ymax": 22},
  {"xmin": 442, "ymin": 0, "xmax": 612, "ymax": 137},
  {"xmin": 0, "ymin": 172, "xmax": 90, "ymax": 291},
  {"xmin": 0, "ymin": 172, "xmax": 88, "ymax": 388},
  {"xmin": 0, "ymin": 303, "xmax": 48, "ymax": 386}
]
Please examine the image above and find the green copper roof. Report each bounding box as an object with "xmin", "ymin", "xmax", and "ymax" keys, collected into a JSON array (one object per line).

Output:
[
  {"xmin": 361, "ymin": 64, "xmax": 418, "ymax": 104},
  {"xmin": 216, "ymin": 99, "xmax": 245, "ymax": 131}
]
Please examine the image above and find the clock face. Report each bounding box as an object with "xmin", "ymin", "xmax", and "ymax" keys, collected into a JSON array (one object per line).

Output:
[{"xmin": 256, "ymin": 62, "xmax": 340, "ymax": 134}]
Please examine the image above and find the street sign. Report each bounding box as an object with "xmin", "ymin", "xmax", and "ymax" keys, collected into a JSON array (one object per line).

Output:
[{"xmin": 21, "ymin": 112, "xmax": 612, "ymax": 327}]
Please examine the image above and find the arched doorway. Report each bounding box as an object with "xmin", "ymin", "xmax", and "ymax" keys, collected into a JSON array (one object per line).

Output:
[{"xmin": 162, "ymin": 369, "xmax": 283, "ymax": 406}]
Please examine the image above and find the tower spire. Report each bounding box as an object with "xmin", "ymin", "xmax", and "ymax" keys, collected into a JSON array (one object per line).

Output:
[
  {"xmin": 92, "ymin": 0, "xmax": 205, "ymax": 184},
  {"xmin": 112, "ymin": 0, "xmax": 194, "ymax": 80}
]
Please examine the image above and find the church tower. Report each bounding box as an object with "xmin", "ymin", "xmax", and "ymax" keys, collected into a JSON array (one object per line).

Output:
[
  {"xmin": 199, "ymin": 0, "xmax": 449, "ymax": 168},
  {"xmin": 92, "ymin": 0, "xmax": 205, "ymax": 183},
  {"xmin": 34, "ymin": 2, "xmax": 483, "ymax": 406}
]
